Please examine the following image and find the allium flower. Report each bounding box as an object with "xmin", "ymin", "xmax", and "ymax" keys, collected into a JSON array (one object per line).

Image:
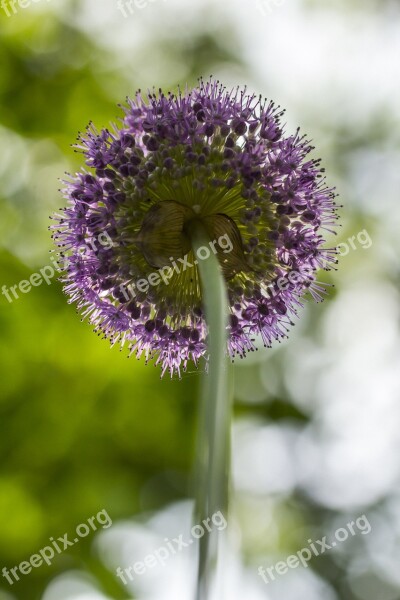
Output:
[{"xmin": 51, "ymin": 78, "xmax": 338, "ymax": 376}]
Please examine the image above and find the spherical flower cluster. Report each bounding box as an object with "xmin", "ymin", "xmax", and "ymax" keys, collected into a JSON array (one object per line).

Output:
[{"xmin": 51, "ymin": 78, "xmax": 339, "ymax": 376}]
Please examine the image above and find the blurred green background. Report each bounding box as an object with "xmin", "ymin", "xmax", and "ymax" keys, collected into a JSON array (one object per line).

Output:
[{"xmin": 1, "ymin": 1, "xmax": 400, "ymax": 599}]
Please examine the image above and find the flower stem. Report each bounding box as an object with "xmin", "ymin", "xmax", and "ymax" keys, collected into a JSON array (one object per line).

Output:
[{"xmin": 188, "ymin": 220, "xmax": 232, "ymax": 600}]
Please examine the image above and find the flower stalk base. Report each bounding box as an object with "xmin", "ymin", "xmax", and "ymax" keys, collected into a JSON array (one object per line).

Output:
[{"xmin": 188, "ymin": 220, "xmax": 232, "ymax": 600}]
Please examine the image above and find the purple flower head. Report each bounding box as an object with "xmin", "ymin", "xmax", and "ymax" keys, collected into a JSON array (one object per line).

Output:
[{"xmin": 51, "ymin": 78, "xmax": 339, "ymax": 377}]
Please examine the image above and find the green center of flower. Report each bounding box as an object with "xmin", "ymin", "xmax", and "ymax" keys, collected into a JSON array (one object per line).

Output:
[
  {"xmin": 134, "ymin": 200, "xmax": 248, "ymax": 280},
  {"xmin": 111, "ymin": 133, "xmax": 280, "ymax": 317}
]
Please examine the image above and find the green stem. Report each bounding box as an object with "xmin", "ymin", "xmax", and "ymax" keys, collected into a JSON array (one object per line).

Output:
[{"xmin": 188, "ymin": 220, "xmax": 232, "ymax": 600}]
